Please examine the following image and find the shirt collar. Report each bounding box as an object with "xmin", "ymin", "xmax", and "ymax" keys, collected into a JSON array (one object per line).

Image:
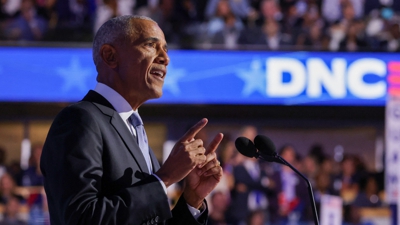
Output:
[{"xmin": 93, "ymin": 82, "xmax": 136, "ymax": 121}]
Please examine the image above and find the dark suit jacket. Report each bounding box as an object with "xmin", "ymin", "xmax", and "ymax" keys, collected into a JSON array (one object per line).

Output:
[{"xmin": 40, "ymin": 90, "xmax": 208, "ymax": 225}]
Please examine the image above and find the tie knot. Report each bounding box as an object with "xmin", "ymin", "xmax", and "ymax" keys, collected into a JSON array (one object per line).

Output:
[{"xmin": 130, "ymin": 112, "xmax": 143, "ymax": 127}]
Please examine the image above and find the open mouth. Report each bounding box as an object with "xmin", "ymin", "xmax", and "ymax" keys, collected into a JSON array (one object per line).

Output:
[{"xmin": 150, "ymin": 69, "xmax": 166, "ymax": 79}]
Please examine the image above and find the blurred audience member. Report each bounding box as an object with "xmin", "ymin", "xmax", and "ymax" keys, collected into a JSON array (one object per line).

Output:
[
  {"xmin": 0, "ymin": 194, "xmax": 27, "ymax": 225},
  {"xmin": 313, "ymin": 172, "xmax": 337, "ymax": 216},
  {"xmin": 4, "ymin": 0, "xmax": 47, "ymax": 41},
  {"xmin": 345, "ymin": 0, "xmax": 364, "ymax": 20},
  {"xmin": 132, "ymin": 0, "xmax": 159, "ymax": 16},
  {"xmin": 269, "ymin": 144, "xmax": 311, "ymax": 224},
  {"xmin": 216, "ymin": 134, "xmax": 236, "ymax": 169},
  {"xmin": 246, "ymin": 209, "xmax": 266, "ymax": 225},
  {"xmin": 0, "ymin": 173, "xmax": 23, "ymax": 204},
  {"xmin": 207, "ymin": 0, "xmax": 243, "ymax": 49},
  {"xmin": 215, "ymin": 134, "xmax": 237, "ymax": 192},
  {"xmin": 51, "ymin": 0, "xmax": 95, "ymax": 41},
  {"xmin": 328, "ymin": 1, "xmax": 358, "ymax": 51},
  {"xmin": 322, "ymin": 0, "xmax": 341, "ymax": 23},
  {"xmin": 21, "ymin": 145, "xmax": 43, "ymax": 187},
  {"xmin": 211, "ymin": 12, "xmax": 243, "ymax": 49},
  {"xmin": 321, "ymin": 156, "xmax": 334, "ymax": 173},
  {"xmin": 34, "ymin": 0, "xmax": 56, "ymax": 22},
  {"xmin": 301, "ymin": 154, "xmax": 319, "ymax": 187},
  {"xmin": 308, "ymin": 144, "xmax": 326, "ymax": 166},
  {"xmin": 206, "ymin": 0, "xmax": 255, "ymax": 21},
  {"xmin": 353, "ymin": 174, "xmax": 382, "ymax": 208},
  {"xmin": 339, "ymin": 19, "xmax": 368, "ymax": 51},
  {"xmin": 167, "ymin": 0, "xmax": 205, "ymax": 47},
  {"xmin": 280, "ymin": 1, "xmax": 301, "ymax": 43},
  {"xmin": 93, "ymin": 0, "xmax": 133, "ymax": 33},
  {"xmin": 226, "ymin": 126, "xmax": 271, "ymax": 225},
  {"xmin": 322, "ymin": 0, "xmax": 363, "ymax": 23},
  {"xmin": 333, "ymin": 154, "xmax": 360, "ymax": 203},
  {"xmin": 208, "ymin": 190, "xmax": 229, "ymax": 225},
  {"xmin": 239, "ymin": 18, "xmax": 292, "ymax": 49},
  {"xmin": 254, "ymin": 0, "xmax": 282, "ymax": 27},
  {"xmin": 383, "ymin": 23, "xmax": 400, "ymax": 52},
  {"xmin": 7, "ymin": 161, "xmax": 23, "ymax": 187}
]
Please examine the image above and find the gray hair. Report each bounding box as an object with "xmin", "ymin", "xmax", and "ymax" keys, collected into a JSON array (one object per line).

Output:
[{"xmin": 92, "ymin": 15, "xmax": 156, "ymax": 66}]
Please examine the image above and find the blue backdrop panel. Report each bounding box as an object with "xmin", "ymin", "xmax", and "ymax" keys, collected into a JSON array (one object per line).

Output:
[{"xmin": 0, "ymin": 47, "xmax": 396, "ymax": 106}]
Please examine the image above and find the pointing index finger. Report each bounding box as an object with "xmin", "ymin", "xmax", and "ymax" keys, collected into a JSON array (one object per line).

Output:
[
  {"xmin": 205, "ymin": 133, "xmax": 224, "ymax": 155},
  {"xmin": 179, "ymin": 118, "xmax": 208, "ymax": 143}
]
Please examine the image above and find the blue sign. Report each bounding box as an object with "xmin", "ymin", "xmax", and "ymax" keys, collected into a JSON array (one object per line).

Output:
[{"xmin": 0, "ymin": 47, "xmax": 397, "ymax": 105}]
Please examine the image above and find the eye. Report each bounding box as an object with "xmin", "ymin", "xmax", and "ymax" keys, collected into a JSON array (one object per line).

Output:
[{"xmin": 145, "ymin": 42, "xmax": 156, "ymax": 48}]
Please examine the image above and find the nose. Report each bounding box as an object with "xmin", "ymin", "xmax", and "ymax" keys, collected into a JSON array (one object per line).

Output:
[{"xmin": 155, "ymin": 49, "xmax": 170, "ymax": 66}]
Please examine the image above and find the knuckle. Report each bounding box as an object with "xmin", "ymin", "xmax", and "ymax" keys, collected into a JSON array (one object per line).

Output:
[
  {"xmin": 189, "ymin": 151, "xmax": 196, "ymax": 158},
  {"xmin": 193, "ymin": 139, "xmax": 203, "ymax": 147}
]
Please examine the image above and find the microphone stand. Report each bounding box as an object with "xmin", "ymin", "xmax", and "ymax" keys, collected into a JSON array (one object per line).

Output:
[{"xmin": 272, "ymin": 154, "xmax": 320, "ymax": 225}]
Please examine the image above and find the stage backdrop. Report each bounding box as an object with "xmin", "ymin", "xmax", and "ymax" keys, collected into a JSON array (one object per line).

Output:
[{"xmin": 1, "ymin": 47, "xmax": 398, "ymax": 106}]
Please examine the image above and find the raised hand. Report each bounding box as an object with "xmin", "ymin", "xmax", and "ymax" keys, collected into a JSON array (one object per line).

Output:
[
  {"xmin": 155, "ymin": 118, "xmax": 209, "ymax": 187},
  {"xmin": 183, "ymin": 132, "xmax": 224, "ymax": 208}
]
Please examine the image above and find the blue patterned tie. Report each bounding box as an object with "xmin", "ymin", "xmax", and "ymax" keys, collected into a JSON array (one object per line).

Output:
[{"xmin": 130, "ymin": 111, "xmax": 152, "ymax": 172}]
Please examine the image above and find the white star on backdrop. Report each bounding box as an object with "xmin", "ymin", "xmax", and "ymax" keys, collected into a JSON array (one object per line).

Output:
[
  {"xmin": 236, "ymin": 59, "xmax": 266, "ymax": 96},
  {"xmin": 163, "ymin": 64, "xmax": 186, "ymax": 95},
  {"xmin": 56, "ymin": 57, "xmax": 93, "ymax": 92}
]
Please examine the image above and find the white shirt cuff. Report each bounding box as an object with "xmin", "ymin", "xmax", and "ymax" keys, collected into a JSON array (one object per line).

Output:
[
  {"xmin": 187, "ymin": 202, "xmax": 206, "ymax": 219},
  {"xmin": 152, "ymin": 174, "xmax": 167, "ymax": 194}
]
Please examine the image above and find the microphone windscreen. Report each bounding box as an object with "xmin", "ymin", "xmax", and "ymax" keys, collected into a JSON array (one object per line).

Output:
[
  {"xmin": 254, "ymin": 135, "xmax": 276, "ymax": 156},
  {"xmin": 235, "ymin": 137, "xmax": 257, "ymax": 158}
]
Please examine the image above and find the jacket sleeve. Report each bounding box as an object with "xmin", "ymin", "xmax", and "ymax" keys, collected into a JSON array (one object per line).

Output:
[
  {"xmin": 168, "ymin": 195, "xmax": 209, "ymax": 225},
  {"xmin": 40, "ymin": 105, "xmax": 171, "ymax": 225}
]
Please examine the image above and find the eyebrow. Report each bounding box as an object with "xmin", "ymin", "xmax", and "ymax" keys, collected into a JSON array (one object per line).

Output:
[{"xmin": 144, "ymin": 37, "xmax": 168, "ymax": 50}]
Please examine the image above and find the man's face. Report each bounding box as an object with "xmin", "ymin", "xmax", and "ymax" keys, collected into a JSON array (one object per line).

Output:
[{"xmin": 116, "ymin": 19, "xmax": 169, "ymax": 104}]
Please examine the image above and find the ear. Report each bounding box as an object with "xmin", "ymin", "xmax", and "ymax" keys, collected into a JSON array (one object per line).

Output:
[{"xmin": 100, "ymin": 44, "xmax": 118, "ymax": 68}]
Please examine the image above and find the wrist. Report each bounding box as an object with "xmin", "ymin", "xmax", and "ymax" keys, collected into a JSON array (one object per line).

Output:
[
  {"xmin": 183, "ymin": 191, "xmax": 203, "ymax": 209},
  {"xmin": 154, "ymin": 170, "xmax": 172, "ymax": 188}
]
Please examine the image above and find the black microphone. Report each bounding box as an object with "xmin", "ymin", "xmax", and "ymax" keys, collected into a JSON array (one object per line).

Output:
[
  {"xmin": 235, "ymin": 137, "xmax": 258, "ymax": 158},
  {"xmin": 254, "ymin": 135, "xmax": 320, "ymax": 225},
  {"xmin": 235, "ymin": 137, "xmax": 283, "ymax": 164}
]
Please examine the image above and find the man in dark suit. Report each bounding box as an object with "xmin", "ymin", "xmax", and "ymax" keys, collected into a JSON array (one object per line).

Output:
[{"xmin": 40, "ymin": 15, "xmax": 224, "ymax": 225}]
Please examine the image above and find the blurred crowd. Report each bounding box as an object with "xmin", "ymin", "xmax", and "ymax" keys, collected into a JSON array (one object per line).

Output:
[
  {"xmin": 0, "ymin": 0, "xmax": 400, "ymax": 51},
  {"xmin": 178, "ymin": 125, "xmax": 386, "ymax": 225},
  {"xmin": 0, "ymin": 145, "xmax": 47, "ymax": 225},
  {"xmin": 0, "ymin": 126, "xmax": 388, "ymax": 225}
]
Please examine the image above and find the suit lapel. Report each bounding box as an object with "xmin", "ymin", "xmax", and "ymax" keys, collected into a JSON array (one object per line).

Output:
[
  {"xmin": 109, "ymin": 113, "xmax": 150, "ymax": 174},
  {"xmin": 82, "ymin": 91, "xmax": 150, "ymax": 174}
]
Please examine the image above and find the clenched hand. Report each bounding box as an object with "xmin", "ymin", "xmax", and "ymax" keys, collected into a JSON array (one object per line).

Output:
[{"xmin": 155, "ymin": 118, "xmax": 210, "ymax": 187}]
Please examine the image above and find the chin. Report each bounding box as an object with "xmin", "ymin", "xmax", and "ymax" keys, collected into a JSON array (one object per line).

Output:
[{"xmin": 149, "ymin": 90, "xmax": 163, "ymax": 99}]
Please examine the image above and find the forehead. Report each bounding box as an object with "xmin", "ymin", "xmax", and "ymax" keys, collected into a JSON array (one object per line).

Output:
[{"xmin": 130, "ymin": 19, "xmax": 166, "ymax": 43}]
